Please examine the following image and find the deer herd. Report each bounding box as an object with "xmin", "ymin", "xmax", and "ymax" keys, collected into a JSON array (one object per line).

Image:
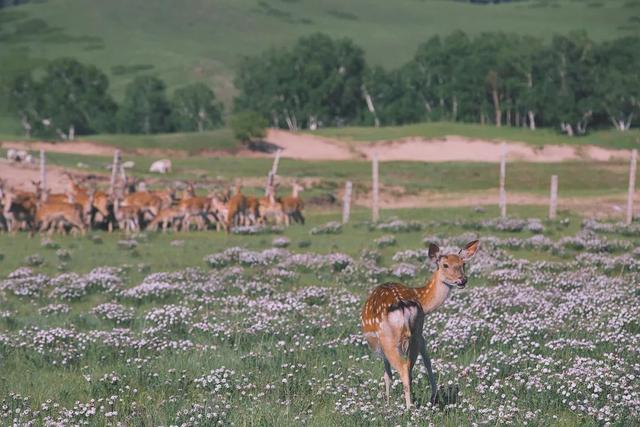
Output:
[{"xmin": 0, "ymin": 174, "xmax": 305, "ymax": 236}]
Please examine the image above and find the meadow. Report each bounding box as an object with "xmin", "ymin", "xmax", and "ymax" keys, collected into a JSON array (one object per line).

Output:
[{"xmin": 1, "ymin": 206, "xmax": 639, "ymax": 425}]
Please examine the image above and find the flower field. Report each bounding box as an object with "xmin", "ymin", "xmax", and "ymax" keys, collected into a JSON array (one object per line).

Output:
[{"xmin": 0, "ymin": 213, "xmax": 639, "ymax": 426}]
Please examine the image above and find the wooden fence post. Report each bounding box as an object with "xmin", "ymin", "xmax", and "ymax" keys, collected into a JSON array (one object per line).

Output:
[
  {"xmin": 109, "ymin": 149, "xmax": 121, "ymax": 196},
  {"xmin": 265, "ymin": 171, "xmax": 274, "ymax": 195},
  {"xmin": 271, "ymin": 149, "xmax": 281, "ymax": 176},
  {"xmin": 342, "ymin": 181, "xmax": 352, "ymax": 224},
  {"xmin": 372, "ymin": 154, "xmax": 379, "ymax": 222},
  {"xmin": 39, "ymin": 149, "xmax": 47, "ymax": 202},
  {"xmin": 626, "ymin": 149, "xmax": 637, "ymax": 225},
  {"xmin": 499, "ymin": 143, "xmax": 507, "ymax": 218},
  {"xmin": 549, "ymin": 175, "xmax": 558, "ymax": 220}
]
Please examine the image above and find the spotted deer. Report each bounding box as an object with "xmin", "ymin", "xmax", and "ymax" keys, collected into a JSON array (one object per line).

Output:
[
  {"xmin": 147, "ymin": 207, "xmax": 185, "ymax": 232},
  {"xmin": 281, "ymin": 183, "xmax": 305, "ymax": 226},
  {"xmin": 35, "ymin": 201, "xmax": 87, "ymax": 236},
  {"xmin": 361, "ymin": 240, "xmax": 480, "ymax": 409},
  {"xmin": 225, "ymin": 185, "xmax": 247, "ymax": 230},
  {"xmin": 113, "ymin": 198, "xmax": 140, "ymax": 233}
]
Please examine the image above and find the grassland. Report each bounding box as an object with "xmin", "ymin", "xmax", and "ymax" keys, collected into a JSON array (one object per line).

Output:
[
  {"xmin": 88, "ymin": 129, "xmax": 238, "ymax": 154},
  {"xmin": 0, "ymin": 206, "xmax": 638, "ymax": 425},
  {"xmin": 0, "ymin": 205, "xmax": 557, "ymax": 275}
]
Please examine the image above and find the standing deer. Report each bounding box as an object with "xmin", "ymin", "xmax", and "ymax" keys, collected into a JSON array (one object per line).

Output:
[
  {"xmin": 281, "ymin": 183, "xmax": 305, "ymax": 226},
  {"xmin": 361, "ymin": 240, "xmax": 479, "ymax": 409}
]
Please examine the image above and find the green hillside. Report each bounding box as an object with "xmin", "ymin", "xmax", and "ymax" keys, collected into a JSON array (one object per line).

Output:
[{"xmin": 1, "ymin": 0, "xmax": 638, "ymax": 105}]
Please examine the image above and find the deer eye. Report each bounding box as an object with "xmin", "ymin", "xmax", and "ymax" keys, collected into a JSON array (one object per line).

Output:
[{"xmin": 443, "ymin": 263, "xmax": 449, "ymax": 268}]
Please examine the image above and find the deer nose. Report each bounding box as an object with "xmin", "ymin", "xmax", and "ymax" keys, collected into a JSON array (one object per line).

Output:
[{"xmin": 458, "ymin": 278, "xmax": 467, "ymax": 288}]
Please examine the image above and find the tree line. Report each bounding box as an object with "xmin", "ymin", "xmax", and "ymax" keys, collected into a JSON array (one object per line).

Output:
[
  {"xmin": 8, "ymin": 31, "xmax": 640, "ymax": 139},
  {"xmin": 10, "ymin": 58, "xmax": 223, "ymax": 139},
  {"xmin": 235, "ymin": 31, "xmax": 640, "ymax": 136}
]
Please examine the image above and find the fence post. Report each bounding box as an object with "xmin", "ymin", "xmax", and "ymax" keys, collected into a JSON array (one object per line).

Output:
[
  {"xmin": 626, "ymin": 149, "xmax": 637, "ymax": 225},
  {"xmin": 342, "ymin": 181, "xmax": 352, "ymax": 224},
  {"xmin": 109, "ymin": 149, "xmax": 121, "ymax": 196},
  {"xmin": 265, "ymin": 171, "xmax": 274, "ymax": 196},
  {"xmin": 549, "ymin": 175, "xmax": 558, "ymax": 220},
  {"xmin": 372, "ymin": 154, "xmax": 379, "ymax": 222},
  {"xmin": 271, "ymin": 149, "xmax": 281, "ymax": 176},
  {"xmin": 499, "ymin": 143, "xmax": 507, "ymax": 218},
  {"xmin": 39, "ymin": 149, "xmax": 47, "ymax": 202}
]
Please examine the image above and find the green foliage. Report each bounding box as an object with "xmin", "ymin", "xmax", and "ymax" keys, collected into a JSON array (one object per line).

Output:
[
  {"xmin": 9, "ymin": 57, "xmax": 116, "ymax": 139},
  {"xmin": 235, "ymin": 33, "xmax": 367, "ymax": 129},
  {"xmin": 171, "ymin": 83, "xmax": 224, "ymax": 132},
  {"xmin": 236, "ymin": 30, "xmax": 640, "ymax": 135},
  {"xmin": 229, "ymin": 111, "xmax": 267, "ymax": 142},
  {"xmin": 117, "ymin": 75, "xmax": 171, "ymax": 134}
]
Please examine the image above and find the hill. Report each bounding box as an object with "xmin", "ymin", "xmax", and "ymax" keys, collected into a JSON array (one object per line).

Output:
[{"xmin": 1, "ymin": 0, "xmax": 638, "ymax": 106}]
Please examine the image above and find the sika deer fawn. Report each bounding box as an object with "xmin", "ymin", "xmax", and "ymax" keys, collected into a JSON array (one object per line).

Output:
[{"xmin": 361, "ymin": 240, "xmax": 479, "ymax": 409}]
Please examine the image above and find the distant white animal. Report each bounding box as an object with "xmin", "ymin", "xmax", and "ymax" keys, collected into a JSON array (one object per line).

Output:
[
  {"xmin": 122, "ymin": 161, "xmax": 135, "ymax": 169},
  {"xmin": 149, "ymin": 159, "xmax": 172, "ymax": 174},
  {"xmin": 7, "ymin": 149, "xmax": 29, "ymax": 162}
]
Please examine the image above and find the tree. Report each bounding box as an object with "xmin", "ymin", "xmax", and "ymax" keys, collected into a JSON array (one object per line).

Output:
[
  {"xmin": 234, "ymin": 33, "xmax": 367, "ymax": 130},
  {"xmin": 118, "ymin": 76, "xmax": 172, "ymax": 134},
  {"xmin": 545, "ymin": 32, "xmax": 599, "ymax": 135},
  {"xmin": 230, "ymin": 111, "xmax": 268, "ymax": 143},
  {"xmin": 171, "ymin": 83, "xmax": 224, "ymax": 132},
  {"xmin": 9, "ymin": 58, "xmax": 116, "ymax": 139},
  {"xmin": 9, "ymin": 74, "xmax": 41, "ymax": 138},
  {"xmin": 595, "ymin": 37, "xmax": 640, "ymax": 131}
]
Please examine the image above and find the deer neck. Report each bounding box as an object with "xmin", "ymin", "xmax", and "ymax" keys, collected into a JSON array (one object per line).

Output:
[{"xmin": 416, "ymin": 269, "xmax": 451, "ymax": 314}]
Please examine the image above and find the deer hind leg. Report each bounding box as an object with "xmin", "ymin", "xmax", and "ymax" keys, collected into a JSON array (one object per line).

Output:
[
  {"xmin": 381, "ymin": 305, "xmax": 422, "ymax": 409},
  {"xmin": 383, "ymin": 358, "xmax": 393, "ymax": 404}
]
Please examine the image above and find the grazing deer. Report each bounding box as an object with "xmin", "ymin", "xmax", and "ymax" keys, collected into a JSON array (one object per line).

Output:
[
  {"xmin": 147, "ymin": 207, "xmax": 185, "ymax": 232},
  {"xmin": 258, "ymin": 191, "xmax": 285, "ymax": 225},
  {"xmin": 244, "ymin": 195, "xmax": 260, "ymax": 226},
  {"xmin": 113, "ymin": 198, "xmax": 140, "ymax": 233},
  {"xmin": 177, "ymin": 195, "xmax": 211, "ymax": 231},
  {"xmin": 3, "ymin": 191, "xmax": 38, "ymax": 233},
  {"xmin": 209, "ymin": 193, "xmax": 230, "ymax": 232},
  {"xmin": 122, "ymin": 191, "xmax": 163, "ymax": 222},
  {"xmin": 35, "ymin": 201, "xmax": 86, "ymax": 236},
  {"xmin": 225, "ymin": 185, "xmax": 248, "ymax": 230},
  {"xmin": 361, "ymin": 240, "xmax": 480, "ymax": 409},
  {"xmin": 281, "ymin": 183, "xmax": 305, "ymax": 226}
]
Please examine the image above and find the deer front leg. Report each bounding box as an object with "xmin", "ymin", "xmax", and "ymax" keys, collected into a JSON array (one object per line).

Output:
[{"xmin": 419, "ymin": 336, "xmax": 437, "ymax": 405}]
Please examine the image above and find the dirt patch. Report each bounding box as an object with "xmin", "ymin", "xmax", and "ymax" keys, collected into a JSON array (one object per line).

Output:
[
  {"xmin": 353, "ymin": 135, "xmax": 631, "ymax": 163},
  {"xmin": 0, "ymin": 159, "xmax": 92, "ymax": 193},
  {"xmin": 2, "ymin": 140, "xmax": 116, "ymax": 157},
  {"xmin": 262, "ymin": 129, "xmax": 354, "ymax": 160}
]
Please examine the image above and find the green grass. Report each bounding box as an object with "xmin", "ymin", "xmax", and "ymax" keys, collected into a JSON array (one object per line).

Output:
[
  {"xmin": 1, "ymin": 0, "xmax": 638, "ymax": 105},
  {"xmin": 313, "ymin": 122, "xmax": 640, "ymax": 149},
  {"xmin": 88, "ymin": 128, "xmax": 238, "ymax": 154},
  {"xmin": 0, "ymin": 204, "xmax": 568, "ymax": 277}
]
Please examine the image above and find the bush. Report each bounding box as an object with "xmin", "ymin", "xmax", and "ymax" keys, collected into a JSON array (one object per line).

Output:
[{"xmin": 230, "ymin": 111, "xmax": 268, "ymax": 143}]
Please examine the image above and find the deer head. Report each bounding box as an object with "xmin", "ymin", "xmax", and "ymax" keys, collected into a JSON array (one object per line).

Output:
[{"xmin": 428, "ymin": 240, "xmax": 480, "ymax": 289}]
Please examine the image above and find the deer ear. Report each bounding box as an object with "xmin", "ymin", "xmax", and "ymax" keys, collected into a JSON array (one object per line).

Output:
[
  {"xmin": 428, "ymin": 243, "xmax": 440, "ymax": 261},
  {"xmin": 460, "ymin": 240, "xmax": 480, "ymax": 260}
]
